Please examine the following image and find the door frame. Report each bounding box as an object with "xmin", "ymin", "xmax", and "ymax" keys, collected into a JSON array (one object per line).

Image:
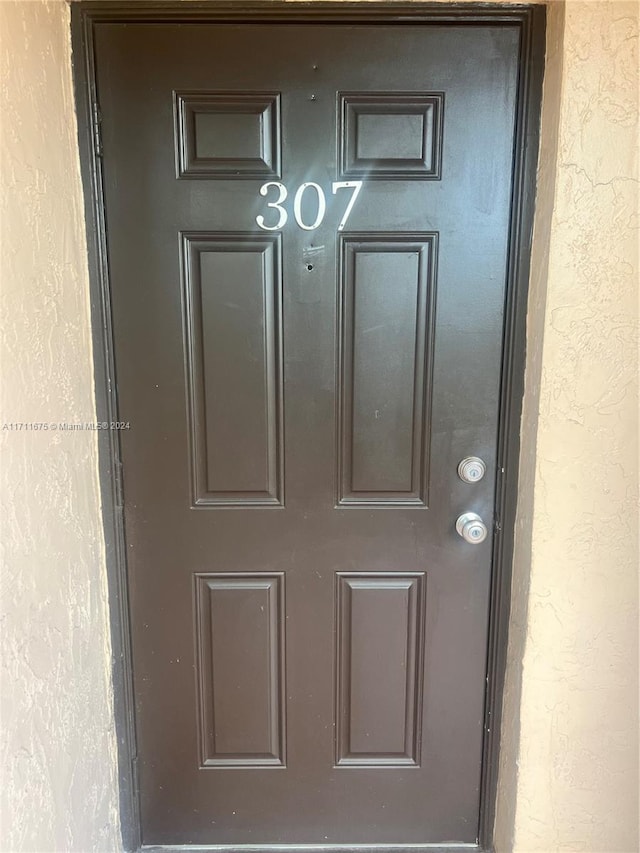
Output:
[{"xmin": 71, "ymin": 4, "xmax": 545, "ymax": 851}]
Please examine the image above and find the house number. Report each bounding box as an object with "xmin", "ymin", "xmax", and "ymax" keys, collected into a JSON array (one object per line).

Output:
[{"xmin": 256, "ymin": 180, "xmax": 363, "ymax": 232}]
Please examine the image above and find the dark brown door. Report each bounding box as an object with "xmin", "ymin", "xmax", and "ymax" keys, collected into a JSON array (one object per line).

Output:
[{"xmin": 95, "ymin": 19, "xmax": 520, "ymax": 848}]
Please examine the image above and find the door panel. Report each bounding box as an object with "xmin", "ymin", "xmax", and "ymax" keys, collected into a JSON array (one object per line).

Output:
[
  {"xmin": 338, "ymin": 234, "xmax": 436, "ymax": 504},
  {"xmin": 95, "ymin": 20, "xmax": 521, "ymax": 847},
  {"xmin": 195, "ymin": 573, "xmax": 286, "ymax": 766},
  {"xmin": 339, "ymin": 92, "xmax": 444, "ymax": 179},
  {"xmin": 335, "ymin": 573, "xmax": 426, "ymax": 766},
  {"xmin": 182, "ymin": 232, "xmax": 284, "ymax": 505},
  {"xmin": 175, "ymin": 91, "xmax": 281, "ymax": 179}
]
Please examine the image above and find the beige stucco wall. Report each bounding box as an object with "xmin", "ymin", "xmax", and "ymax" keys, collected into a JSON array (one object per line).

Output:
[
  {"xmin": 0, "ymin": 1, "xmax": 637, "ymax": 852},
  {"xmin": 0, "ymin": 1, "xmax": 122, "ymax": 851},
  {"xmin": 496, "ymin": 1, "xmax": 640, "ymax": 851}
]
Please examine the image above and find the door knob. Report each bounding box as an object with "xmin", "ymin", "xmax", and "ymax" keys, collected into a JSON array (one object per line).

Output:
[
  {"xmin": 457, "ymin": 456, "xmax": 486, "ymax": 483},
  {"xmin": 456, "ymin": 512, "xmax": 488, "ymax": 544}
]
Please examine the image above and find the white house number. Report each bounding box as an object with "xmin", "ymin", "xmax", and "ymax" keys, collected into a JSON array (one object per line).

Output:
[{"xmin": 256, "ymin": 180, "xmax": 363, "ymax": 232}]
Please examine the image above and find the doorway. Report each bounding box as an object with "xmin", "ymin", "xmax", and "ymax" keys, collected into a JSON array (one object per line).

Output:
[{"xmin": 72, "ymin": 4, "xmax": 545, "ymax": 850}]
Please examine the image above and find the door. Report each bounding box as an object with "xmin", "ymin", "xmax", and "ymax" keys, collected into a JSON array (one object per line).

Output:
[{"xmin": 94, "ymin": 16, "xmax": 522, "ymax": 849}]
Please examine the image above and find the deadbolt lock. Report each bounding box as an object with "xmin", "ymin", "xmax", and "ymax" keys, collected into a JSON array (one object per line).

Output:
[{"xmin": 457, "ymin": 456, "xmax": 486, "ymax": 484}]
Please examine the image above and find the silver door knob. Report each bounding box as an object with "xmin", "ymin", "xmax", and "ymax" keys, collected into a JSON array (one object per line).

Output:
[
  {"xmin": 456, "ymin": 512, "xmax": 488, "ymax": 544},
  {"xmin": 458, "ymin": 456, "xmax": 486, "ymax": 483}
]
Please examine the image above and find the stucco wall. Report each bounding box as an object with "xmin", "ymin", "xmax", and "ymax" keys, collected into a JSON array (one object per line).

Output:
[
  {"xmin": 0, "ymin": 1, "xmax": 122, "ymax": 851},
  {"xmin": 496, "ymin": 1, "xmax": 639, "ymax": 851},
  {"xmin": 0, "ymin": 1, "xmax": 637, "ymax": 852}
]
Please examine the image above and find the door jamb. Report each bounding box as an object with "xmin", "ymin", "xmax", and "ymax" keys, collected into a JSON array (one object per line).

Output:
[{"xmin": 71, "ymin": 4, "xmax": 546, "ymax": 851}]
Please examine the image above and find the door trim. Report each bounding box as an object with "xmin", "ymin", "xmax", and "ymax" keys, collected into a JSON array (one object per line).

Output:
[{"xmin": 70, "ymin": 5, "xmax": 545, "ymax": 851}]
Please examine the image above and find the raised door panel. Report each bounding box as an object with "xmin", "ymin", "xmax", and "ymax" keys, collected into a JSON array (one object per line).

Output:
[
  {"xmin": 195, "ymin": 574, "xmax": 286, "ymax": 767},
  {"xmin": 338, "ymin": 234, "xmax": 437, "ymax": 506},
  {"xmin": 339, "ymin": 92, "xmax": 444, "ymax": 179},
  {"xmin": 175, "ymin": 91, "xmax": 281, "ymax": 178},
  {"xmin": 181, "ymin": 233, "xmax": 284, "ymax": 506},
  {"xmin": 336, "ymin": 573, "xmax": 427, "ymax": 766}
]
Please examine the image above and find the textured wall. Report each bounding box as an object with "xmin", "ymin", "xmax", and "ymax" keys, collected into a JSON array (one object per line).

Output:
[
  {"xmin": 0, "ymin": 1, "xmax": 122, "ymax": 851},
  {"xmin": 497, "ymin": 1, "xmax": 639, "ymax": 851},
  {"xmin": 493, "ymin": 1, "xmax": 566, "ymax": 848}
]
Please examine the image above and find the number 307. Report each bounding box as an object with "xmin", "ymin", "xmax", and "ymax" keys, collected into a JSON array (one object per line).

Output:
[{"xmin": 256, "ymin": 180, "xmax": 363, "ymax": 232}]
